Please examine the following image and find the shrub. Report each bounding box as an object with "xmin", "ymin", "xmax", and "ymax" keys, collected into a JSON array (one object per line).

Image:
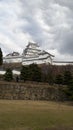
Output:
[{"xmin": 4, "ymin": 68, "xmax": 13, "ymax": 81}]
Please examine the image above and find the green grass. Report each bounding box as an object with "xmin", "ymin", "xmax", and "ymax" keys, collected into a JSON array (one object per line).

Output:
[{"xmin": 0, "ymin": 100, "xmax": 73, "ymax": 130}]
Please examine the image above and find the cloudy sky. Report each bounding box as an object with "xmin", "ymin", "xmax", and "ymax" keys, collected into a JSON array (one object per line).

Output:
[{"xmin": 0, "ymin": 0, "xmax": 73, "ymax": 61}]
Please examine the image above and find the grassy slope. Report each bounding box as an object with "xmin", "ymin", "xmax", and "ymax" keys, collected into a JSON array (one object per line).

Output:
[{"xmin": 0, "ymin": 100, "xmax": 73, "ymax": 130}]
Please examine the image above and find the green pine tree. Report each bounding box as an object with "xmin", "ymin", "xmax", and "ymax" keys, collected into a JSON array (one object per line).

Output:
[
  {"xmin": 55, "ymin": 74, "xmax": 63, "ymax": 85},
  {"xmin": 28, "ymin": 63, "xmax": 41, "ymax": 82},
  {"xmin": 20, "ymin": 66, "xmax": 29, "ymax": 81},
  {"xmin": 64, "ymin": 79, "xmax": 73, "ymax": 101},
  {"xmin": 63, "ymin": 70, "xmax": 72, "ymax": 85},
  {"xmin": 4, "ymin": 68, "xmax": 13, "ymax": 81}
]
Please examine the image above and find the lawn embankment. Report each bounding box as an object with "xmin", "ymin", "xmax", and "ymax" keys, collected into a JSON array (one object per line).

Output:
[{"xmin": 0, "ymin": 100, "xmax": 73, "ymax": 130}]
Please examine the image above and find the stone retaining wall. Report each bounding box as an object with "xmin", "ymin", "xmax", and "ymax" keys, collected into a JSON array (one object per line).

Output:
[{"xmin": 0, "ymin": 82, "xmax": 66, "ymax": 100}]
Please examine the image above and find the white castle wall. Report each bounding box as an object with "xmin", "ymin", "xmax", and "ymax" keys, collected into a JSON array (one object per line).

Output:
[
  {"xmin": 22, "ymin": 57, "xmax": 51, "ymax": 65},
  {"xmin": 3, "ymin": 57, "xmax": 22, "ymax": 63},
  {"xmin": 53, "ymin": 61, "xmax": 73, "ymax": 65},
  {"xmin": 0, "ymin": 70, "xmax": 20, "ymax": 75}
]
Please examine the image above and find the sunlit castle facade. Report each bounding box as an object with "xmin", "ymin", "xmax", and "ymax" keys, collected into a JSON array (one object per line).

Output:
[{"xmin": 3, "ymin": 42, "xmax": 54, "ymax": 65}]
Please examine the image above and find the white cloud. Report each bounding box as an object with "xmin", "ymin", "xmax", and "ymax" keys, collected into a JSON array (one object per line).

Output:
[{"xmin": 0, "ymin": 0, "xmax": 73, "ymax": 61}]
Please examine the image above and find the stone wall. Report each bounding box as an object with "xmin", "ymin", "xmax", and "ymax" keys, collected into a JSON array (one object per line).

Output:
[{"xmin": 0, "ymin": 82, "xmax": 66, "ymax": 100}]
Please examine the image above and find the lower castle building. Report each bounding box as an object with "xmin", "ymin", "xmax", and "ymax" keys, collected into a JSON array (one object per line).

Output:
[
  {"xmin": 3, "ymin": 42, "xmax": 73, "ymax": 66},
  {"xmin": 3, "ymin": 42, "xmax": 54, "ymax": 65}
]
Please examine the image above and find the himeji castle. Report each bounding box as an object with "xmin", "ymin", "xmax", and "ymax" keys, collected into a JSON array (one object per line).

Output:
[{"xmin": 3, "ymin": 42, "xmax": 54, "ymax": 65}]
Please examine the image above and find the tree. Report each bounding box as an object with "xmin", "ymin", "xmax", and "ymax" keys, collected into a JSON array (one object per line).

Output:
[
  {"xmin": 4, "ymin": 68, "xmax": 13, "ymax": 81},
  {"xmin": 68, "ymin": 79, "xmax": 73, "ymax": 100},
  {"xmin": 55, "ymin": 74, "xmax": 63, "ymax": 85},
  {"xmin": 47, "ymin": 71, "xmax": 54, "ymax": 85},
  {"xmin": 64, "ymin": 78, "xmax": 73, "ymax": 101},
  {"xmin": 28, "ymin": 63, "xmax": 41, "ymax": 82},
  {"xmin": 20, "ymin": 66, "xmax": 29, "ymax": 81},
  {"xmin": 63, "ymin": 70, "xmax": 72, "ymax": 85},
  {"xmin": 0, "ymin": 48, "xmax": 3, "ymax": 65}
]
